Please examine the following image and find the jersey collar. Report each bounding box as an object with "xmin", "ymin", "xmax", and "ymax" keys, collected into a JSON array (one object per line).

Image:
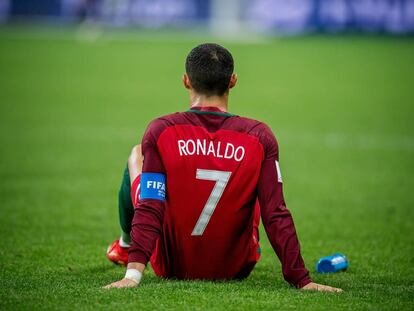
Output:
[{"xmin": 187, "ymin": 106, "xmax": 236, "ymax": 117}]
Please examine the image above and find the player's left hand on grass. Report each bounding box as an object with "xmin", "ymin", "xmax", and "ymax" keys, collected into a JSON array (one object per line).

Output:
[
  {"xmin": 301, "ymin": 282, "xmax": 342, "ymax": 293},
  {"xmin": 103, "ymin": 278, "xmax": 138, "ymax": 289}
]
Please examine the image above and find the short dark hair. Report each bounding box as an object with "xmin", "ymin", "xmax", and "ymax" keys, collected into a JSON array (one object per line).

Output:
[{"xmin": 185, "ymin": 43, "xmax": 234, "ymax": 96}]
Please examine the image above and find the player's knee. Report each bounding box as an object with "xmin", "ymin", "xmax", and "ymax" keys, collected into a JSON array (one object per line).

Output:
[
  {"xmin": 128, "ymin": 144, "xmax": 142, "ymax": 161},
  {"xmin": 128, "ymin": 145, "xmax": 143, "ymax": 168},
  {"xmin": 130, "ymin": 144, "xmax": 142, "ymax": 157}
]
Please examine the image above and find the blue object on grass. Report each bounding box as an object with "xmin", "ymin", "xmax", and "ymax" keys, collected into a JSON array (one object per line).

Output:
[{"xmin": 316, "ymin": 253, "xmax": 348, "ymax": 273}]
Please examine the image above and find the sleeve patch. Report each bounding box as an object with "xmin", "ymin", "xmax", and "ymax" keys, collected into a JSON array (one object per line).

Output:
[
  {"xmin": 140, "ymin": 173, "xmax": 166, "ymax": 201},
  {"xmin": 275, "ymin": 161, "xmax": 283, "ymax": 183}
]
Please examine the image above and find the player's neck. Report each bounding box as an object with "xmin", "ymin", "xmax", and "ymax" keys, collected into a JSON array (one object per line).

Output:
[{"xmin": 189, "ymin": 93, "xmax": 229, "ymax": 112}]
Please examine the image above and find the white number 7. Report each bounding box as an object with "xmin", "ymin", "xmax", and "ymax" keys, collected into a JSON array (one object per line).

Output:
[{"xmin": 191, "ymin": 169, "xmax": 232, "ymax": 236}]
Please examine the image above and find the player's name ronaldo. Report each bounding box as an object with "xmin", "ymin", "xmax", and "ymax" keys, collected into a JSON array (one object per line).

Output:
[{"xmin": 178, "ymin": 139, "xmax": 245, "ymax": 162}]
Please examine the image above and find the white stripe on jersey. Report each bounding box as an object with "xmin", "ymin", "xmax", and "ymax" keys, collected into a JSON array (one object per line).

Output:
[
  {"xmin": 135, "ymin": 183, "xmax": 141, "ymax": 202},
  {"xmin": 275, "ymin": 161, "xmax": 283, "ymax": 183}
]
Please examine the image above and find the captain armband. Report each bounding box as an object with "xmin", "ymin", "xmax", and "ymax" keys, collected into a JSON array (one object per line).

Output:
[{"xmin": 140, "ymin": 172, "xmax": 166, "ymax": 201}]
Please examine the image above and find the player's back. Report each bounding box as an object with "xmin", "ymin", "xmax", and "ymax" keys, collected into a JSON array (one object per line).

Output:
[{"xmin": 149, "ymin": 107, "xmax": 268, "ymax": 279}]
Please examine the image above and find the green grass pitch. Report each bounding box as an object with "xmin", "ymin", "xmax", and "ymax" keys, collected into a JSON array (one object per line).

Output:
[{"xmin": 0, "ymin": 26, "xmax": 413, "ymax": 310}]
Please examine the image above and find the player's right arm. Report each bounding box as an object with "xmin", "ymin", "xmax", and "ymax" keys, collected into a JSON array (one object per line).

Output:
[{"xmin": 256, "ymin": 124, "xmax": 342, "ymax": 292}]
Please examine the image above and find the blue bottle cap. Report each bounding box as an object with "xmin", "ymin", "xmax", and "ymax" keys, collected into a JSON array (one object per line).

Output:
[{"xmin": 316, "ymin": 253, "xmax": 348, "ymax": 273}]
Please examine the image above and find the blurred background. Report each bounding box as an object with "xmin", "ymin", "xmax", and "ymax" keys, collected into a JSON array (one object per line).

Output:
[
  {"xmin": 0, "ymin": 1, "xmax": 413, "ymax": 310},
  {"xmin": 1, "ymin": 0, "xmax": 414, "ymax": 35}
]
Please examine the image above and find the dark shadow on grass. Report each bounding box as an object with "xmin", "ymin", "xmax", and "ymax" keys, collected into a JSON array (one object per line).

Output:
[{"xmin": 134, "ymin": 266, "xmax": 291, "ymax": 293}]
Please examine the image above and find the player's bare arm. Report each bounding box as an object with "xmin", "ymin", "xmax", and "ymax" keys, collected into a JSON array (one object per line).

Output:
[
  {"xmin": 103, "ymin": 262, "xmax": 145, "ymax": 289},
  {"xmin": 302, "ymin": 282, "xmax": 342, "ymax": 293},
  {"xmin": 104, "ymin": 145, "xmax": 145, "ymax": 289}
]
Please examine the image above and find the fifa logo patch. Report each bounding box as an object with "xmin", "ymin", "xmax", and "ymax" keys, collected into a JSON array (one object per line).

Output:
[{"xmin": 140, "ymin": 173, "xmax": 166, "ymax": 201}]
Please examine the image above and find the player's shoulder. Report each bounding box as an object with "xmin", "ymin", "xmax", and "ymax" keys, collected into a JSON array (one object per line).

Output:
[
  {"xmin": 144, "ymin": 112, "xmax": 188, "ymax": 138},
  {"xmin": 147, "ymin": 111, "xmax": 188, "ymax": 128},
  {"xmin": 146, "ymin": 111, "xmax": 277, "ymax": 148},
  {"xmin": 227, "ymin": 115, "xmax": 276, "ymax": 141},
  {"xmin": 227, "ymin": 115, "xmax": 279, "ymax": 155},
  {"xmin": 231, "ymin": 115, "xmax": 268, "ymax": 131}
]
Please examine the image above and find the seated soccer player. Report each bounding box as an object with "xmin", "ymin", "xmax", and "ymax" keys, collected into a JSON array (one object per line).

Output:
[{"xmin": 104, "ymin": 43, "xmax": 342, "ymax": 292}]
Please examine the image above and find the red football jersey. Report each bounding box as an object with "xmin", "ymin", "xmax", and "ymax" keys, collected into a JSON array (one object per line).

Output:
[{"xmin": 129, "ymin": 106, "xmax": 310, "ymax": 287}]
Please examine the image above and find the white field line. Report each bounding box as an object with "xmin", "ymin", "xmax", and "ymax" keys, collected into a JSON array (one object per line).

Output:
[
  {"xmin": 1, "ymin": 123, "xmax": 413, "ymax": 152},
  {"xmin": 280, "ymin": 131, "xmax": 414, "ymax": 152}
]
